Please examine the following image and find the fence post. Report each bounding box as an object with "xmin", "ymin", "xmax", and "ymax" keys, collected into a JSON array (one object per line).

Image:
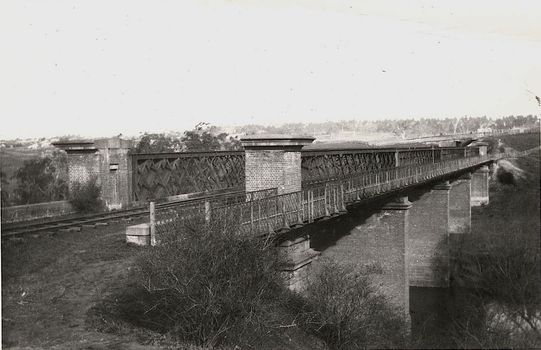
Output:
[
  {"xmin": 324, "ymin": 185, "xmax": 330, "ymax": 218},
  {"xmin": 339, "ymin": 183, "xmax": 347, "ymax": 213},
  {"xmin": 204, "ymin": 200, "xmax": 211, "ymax": 223},
  {"xmin": 150, "ymin": 201, "xmax": 156, "ymax": 246},
  {"xmin": 250, "ymin": 200, "xmax": 254, "ymax": 233},
  {"xmin": 333, "ymin": 186, "xmax": 339, "ymax": 214},
  {"xmin": 308, "ymin": 189, "xmax": 314, "ymax": 223},
  {"xmin": 296, "ymin": 192, "xmax": 304, "ymax": 226},
  {"xmin": 281, "ymin": 198, "xmax": 290, "ymax": 230}
]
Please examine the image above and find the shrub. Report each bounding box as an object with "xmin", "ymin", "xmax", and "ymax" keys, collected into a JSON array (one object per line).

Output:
[
  {"xmin": 69, "ymin": 177, "xmax": 104, "ymax": 213},
  {"xmin": 451, "ymin": 232, "xmax": 541, "ymax": 348},
  {"xmin": 496, "ymin": 169, "xmax": 515, "ymax": 185},
  {"xmin": 294, "ymin": 259, "xmax": 407, "ymax": 349},
  {"xmin": 115, "ymin": 213, "xmax": 285, "ymax": 346}
]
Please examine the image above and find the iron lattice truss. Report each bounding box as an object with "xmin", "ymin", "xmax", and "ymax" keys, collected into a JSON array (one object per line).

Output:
[
  {"xmin": 131, "ymin": 151, "xmax": 245, "ymax": 201},
  {"xmin": 301, "ymin": 149, "xmax": 397, "ymax": 185},
  {"xmin": 301, "ymin": 147, "xmax": 475, "ymax": 186},
  {"xmin": 131, "ymin": 146, "xmax": 477, "ymax": 201}
]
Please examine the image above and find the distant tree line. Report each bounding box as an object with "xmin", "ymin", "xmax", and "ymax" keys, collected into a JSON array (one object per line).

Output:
[{"xmin": 233, "ymin": 115, "xmax": 540, "ymax": 140}]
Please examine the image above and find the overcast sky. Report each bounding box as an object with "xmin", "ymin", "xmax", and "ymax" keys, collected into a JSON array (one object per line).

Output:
[{"xmin": 1, "ymin": 0, "xmax": 540, "ymax": 139}]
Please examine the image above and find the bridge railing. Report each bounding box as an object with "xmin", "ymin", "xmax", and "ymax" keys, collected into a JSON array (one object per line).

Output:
[
  {"xmin": 152, "ymin": 187, "xmax": 278, "ymax": 243},
  {"xmin": 152, "ymin": 152, "xmax": 496, "ymax": 242}
]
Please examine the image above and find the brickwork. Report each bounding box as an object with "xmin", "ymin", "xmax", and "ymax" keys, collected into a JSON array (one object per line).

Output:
[
  {"xmin": 55, "ymin": 137, "xmax": 133, "ymax": 210},
  {"xmin": 449, "ymin": 175, "xmax": 471, "ymax": 234},
  {"xmin": 242, "ymin": 136, "xmax": 314, "ymax": 195},
  {"xmin": 244, "ymin": 150, "xmax": 304, "ymax": 195},
  {"xmin": 408, "ymin": 184, "xmax": 450, "ymax": 287},
  {"xmin": 318, "ymin": 198, "xmax": 411, "ymax": 319},
  {"xmin": 66, "ymin": 153, "xmax": 100, "ymax": 191},
  {"xmin": 471, "ymin": 165, "xmax": 489, "ymax": 207},
  {"xmin": 245, "ymin": 150, "xmax": 285, "ymax": 193}
]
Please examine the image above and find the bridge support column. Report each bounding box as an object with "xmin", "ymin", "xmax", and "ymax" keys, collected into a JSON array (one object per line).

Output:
[
  {"xmin": 318, "ymin": 196, "xmax": 412, "ymax": 321},
  {"xmin": 277, "ymin": 235, "xmax": 320, "ymax": 292},
  {"xmin": 241, "ymin": 135, "xmax": 314, "ymax": 195},
  {"xmin": 471, "ymin": 165, "xmax": 490, "ymax": 207},
  {"xmin": 54, "ymin": 137, "xmax": 133, "ymax": 210},
  {"xmin": 449, "ymin": 173, "xmax": 471, "ymax": 235},
  {"xmin": 408, "ymin": 182, "xmax": 451, "ymax": 288}
]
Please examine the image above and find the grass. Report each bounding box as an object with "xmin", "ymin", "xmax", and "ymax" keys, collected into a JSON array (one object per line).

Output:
[{"xmin": 1, "ymin": 220, "xmax": 145, "ymax": 348}]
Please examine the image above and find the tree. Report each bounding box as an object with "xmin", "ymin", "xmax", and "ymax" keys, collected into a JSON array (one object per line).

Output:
[
  {"xmin": 134, "ymin": 133, "xmax": 183, "ymax": 153},
  {"xmin": 181, "ymin": 130, "xmax": 241, "ymax": 151},
  {"xmin": 134, "ymin": 125, "xmax": 241, "ymax": 153},
  {"xmin": 12, "ymin": 154, "xmax": 68, "ymax": 205}
]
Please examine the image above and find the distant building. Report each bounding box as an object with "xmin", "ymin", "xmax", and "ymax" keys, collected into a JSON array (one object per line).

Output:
[
  {"xmin": 477, "ymin": 127, "xmax": 493, "ymax": 133},
  {"xmin": 511, "ymin": 126, "xmax": 528, "ymax": 133}
]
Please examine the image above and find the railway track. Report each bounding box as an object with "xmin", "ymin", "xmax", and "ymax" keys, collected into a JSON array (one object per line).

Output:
[
  {"xmin": 1, "ymin": 188, "xmax": 276, "ymax": 238},
  {"xmin": 1, "ymin": 206, "xmax": 150, "ymax": 238}
]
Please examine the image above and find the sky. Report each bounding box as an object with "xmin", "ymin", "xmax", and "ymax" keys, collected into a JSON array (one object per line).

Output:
[{"xmin": 1, "ymin": 0, "xmax": 540, "ymax": 139}]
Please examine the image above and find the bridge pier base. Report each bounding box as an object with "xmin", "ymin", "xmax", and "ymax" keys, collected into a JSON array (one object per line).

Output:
[
  {"xmin": 317, "ymin": 196, "xmax": 412, "ymax": 322},
  {"xmin": 449, "ymin": 173, "xmax": 471, "ymax": 235},
  {"xmin": 471, "ymin": 165, "xmax": 490, "ymax": 207},
  {"xmin": 277, "ymin": 235, "xmax": 320, "ymax": 292},
  {"xmin": 408, "ymin": 182, "xmax": 451, "ymax": 288}
]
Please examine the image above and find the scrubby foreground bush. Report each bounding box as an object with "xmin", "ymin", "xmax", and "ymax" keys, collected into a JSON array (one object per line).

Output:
[
  {"xmin": 294, "ymin": 259, "xmax": 408, "ymax": 349},
  {"xmin": 69, "ymin": 177, "xmax": 104, "ymax": 213},
  {"xmin": 111, "ymin": 215, "xmax": 284, "ymax": 346}
]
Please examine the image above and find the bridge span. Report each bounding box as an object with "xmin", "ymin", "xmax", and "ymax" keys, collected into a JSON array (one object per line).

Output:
[
  {"xmin": 53, "ymin": 134, "xmax": 521, "ymax": 326},
  {"xmin": 123, "ymin": 135, "xmax": 522, "ymax": 326}
]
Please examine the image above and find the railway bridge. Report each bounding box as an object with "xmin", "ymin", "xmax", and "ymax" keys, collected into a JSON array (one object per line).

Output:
[{"xmin": 54, "ymin": 134, "xmax": 505, "ymax": 324}]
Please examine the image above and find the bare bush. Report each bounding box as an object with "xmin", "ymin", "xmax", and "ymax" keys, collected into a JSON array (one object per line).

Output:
[
  {"xmin": 69, "ymin": 177, "xmax": 104, "ymax": 213},
  {"xmin": 451, "ymin": 232, "xmax": 541, "ymax": 348},
  {"xmin": 294, "ymin": 259, "xmax": 408, "ymax": 349},
  {"xmin": 117, "ymin": 214, "xmax": 285, "ymax": 346}
]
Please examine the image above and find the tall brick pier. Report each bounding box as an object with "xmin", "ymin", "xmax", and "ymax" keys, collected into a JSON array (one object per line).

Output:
[
  {"xmin": 54, "ymin": 137, "xmax": 133, "ymax": 210},
  {"xmin": 241, "ymin": 135, "xmax": 321, "ymax": 292}
]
